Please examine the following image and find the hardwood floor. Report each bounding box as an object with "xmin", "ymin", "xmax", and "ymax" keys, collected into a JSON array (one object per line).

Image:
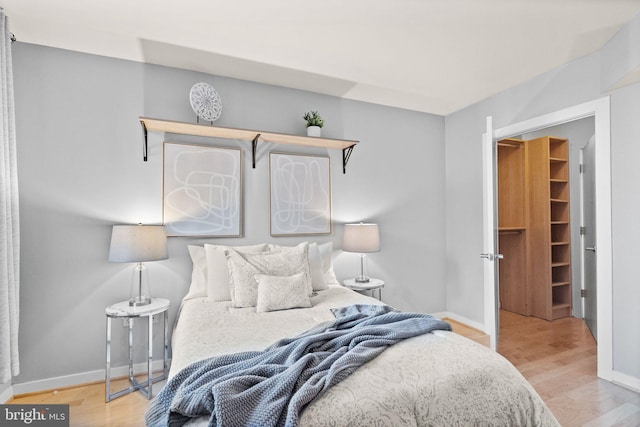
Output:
[
  {"xmin": 443, "ymin": 317, "xmax": 491, "ymax": 347},
  {"xmin": 9, "ymin": 377, "xmax": 157, "ymax": 427},
  {"xmin": 498, "ymin": 309, "xmax": 640, "ymax": 427},
  {"xmin": 7, "ymin": 312, "xmax": 640, "ymax": 426}
]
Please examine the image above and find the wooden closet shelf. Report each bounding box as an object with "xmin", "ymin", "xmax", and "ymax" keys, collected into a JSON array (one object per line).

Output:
[
  {"xmin": 549, "ymin": 157, "xmax": 567, "ymax": 163},
  {"xmin": 497, "ymin": 138, "xmax": 523, "ymax": 148},
  {"xmin": 551, "ymin": 241, "xmax": 570, "ymax": 246},
  {"xmin": 499, "ymin": 226, "xmax": 526, "ymax": 232},
  {"xmin": 552, "ymin": 302, "xmax": 571, "ymax": 310},
  {"xmin": 550, "ymin": 179, "xmax": 568, "ymax": 183},
  {"xmin": 139, "ymin": 117, "xmax": 359, "ymax": 173},
  {"xmin": 550, "ymin": 198, "xmax": 569, "ymax": 203},
  {"xmin": 552, "ymin": 281, "xmax": 571, "ymax": 288},
  {"xmin": 551, "ymin": 221, "xmax": 569, "ymax": 225},
  {"xmin": 552, "ymin": 262, "xmax": 571, "ymax": 267}
]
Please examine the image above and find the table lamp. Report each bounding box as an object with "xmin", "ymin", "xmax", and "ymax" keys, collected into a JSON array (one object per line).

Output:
[
  {"xmin": 342, "ymin": 223, "xmax": 380, "ymax": 283},
  {"xmin": 108, "ymin": 224, "xmax": 168, "ymax": 307}
]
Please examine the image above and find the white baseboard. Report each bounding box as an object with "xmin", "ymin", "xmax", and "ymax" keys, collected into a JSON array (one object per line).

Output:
[
  {"xmin": 612, "ymin": 370, "xmax": 640, "ymax": 393},
  {"xmin": 11, "ymin": 359, "xmax": 169, "ymax": 397},
  {"xmin": 431, "ymin": 311, "xmax": 486, "ymax": 332}
]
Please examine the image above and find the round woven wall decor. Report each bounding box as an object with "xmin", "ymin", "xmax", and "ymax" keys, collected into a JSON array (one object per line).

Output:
[{"xmin": 189, "ymin": 82, "xmax": 222, "ymax": 122}]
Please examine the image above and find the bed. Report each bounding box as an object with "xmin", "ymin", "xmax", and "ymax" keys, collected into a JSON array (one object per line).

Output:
[{"xmin": 146, "ymin": 242, "xmax": 559, "ymax": 426}]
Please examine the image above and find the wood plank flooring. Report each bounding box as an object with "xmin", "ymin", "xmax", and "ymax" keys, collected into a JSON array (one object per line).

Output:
[
  {"xmin": 443, "ymin": 317, "xmax": 491, "ymax": 347},
  {"xmin": 7, "ymin": 311, "xmax": 640, "ymax": 426},
  {"xmin": 498, "ymin": 309, "xmax": 640, "ymax": 427},
  {"xmin": 9, "ymin": 377, "xmax": 156, "ymax": 427}
]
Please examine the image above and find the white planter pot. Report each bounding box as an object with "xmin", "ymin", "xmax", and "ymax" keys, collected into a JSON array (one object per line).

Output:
[{"xmin": 307, "ymin": 126, "xmax": 321, "ymax": 137}]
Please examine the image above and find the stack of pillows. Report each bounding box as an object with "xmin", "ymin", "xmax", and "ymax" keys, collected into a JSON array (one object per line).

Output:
[{"xmin": 183, "ymin": 242, "xmax": 339, "ymax": 313}]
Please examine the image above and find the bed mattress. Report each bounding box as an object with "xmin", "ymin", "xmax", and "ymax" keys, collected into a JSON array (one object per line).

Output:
[{"xmin": 168, "ymin": 286, "xmax": 559, "ymax": 426}]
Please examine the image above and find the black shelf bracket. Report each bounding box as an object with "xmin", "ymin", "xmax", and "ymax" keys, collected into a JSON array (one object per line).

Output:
[
  {"xmin": 252, "ymin": 134, "xmax": 261, "ymax": 169},
  {"xmin": 343, "ymin": 145, "xmax": 355, "ymax": 174},
  {"xmin": 140, "ymin": 121, "xmax": 148, "ymax": 162}
]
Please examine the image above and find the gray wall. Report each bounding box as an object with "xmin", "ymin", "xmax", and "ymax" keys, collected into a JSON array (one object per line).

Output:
[
  {"xmin": 0, "ymin": 382, "xmax": 9, "ymax": 398},
  {"xmin": 445, "ymin": 18, "xmax": 640, "ymax": 381},
  {"xmin": 609, "ymin": 82, "xmax": 640, "ymax": 380},
  {"xmin": 444, "ymin": 49, "xmax": 603, "ymax": 324},
  {"xmin": 12, "ymin": 13, "xmax": 640, "ymax": 389},
  {"xmin": 12, "ymin": 43, "xmax": 445, "ymax": 384}
]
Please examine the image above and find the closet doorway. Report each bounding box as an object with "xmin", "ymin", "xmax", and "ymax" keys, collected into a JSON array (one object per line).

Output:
[
  {"xmin": 482, "ymin": 97, "xmax": 612, "ymax": 380},
  {"xmin": 496, "ymin": 118, "xmax": 596, "ymax": 334}
]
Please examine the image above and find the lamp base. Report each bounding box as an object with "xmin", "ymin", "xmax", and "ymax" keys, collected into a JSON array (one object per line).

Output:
[
  {"xmin": 129, "ymin": 296, "xmax": 151, "ymax": 307},
  {"xmin": 129, "ymin": 262, "xmax": 152, "ymax": 307},
  {"xmin": 355, "ymin": 276, "xmax": 370, "ymax": 283}
]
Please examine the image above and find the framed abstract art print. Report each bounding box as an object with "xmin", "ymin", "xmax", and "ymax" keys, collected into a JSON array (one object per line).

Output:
[
  {"xmin": 163, "ymin": 142, "xmax": 242, "ymax": 237},
  {"xmin": 269, "ymin": 152, "xmax": 332, "ymax": 236}
]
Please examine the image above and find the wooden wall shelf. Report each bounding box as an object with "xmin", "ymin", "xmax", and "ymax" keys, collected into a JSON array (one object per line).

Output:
[{"xmin": 139, "ymin": 117, "xmax": 359, "ymax": 173}]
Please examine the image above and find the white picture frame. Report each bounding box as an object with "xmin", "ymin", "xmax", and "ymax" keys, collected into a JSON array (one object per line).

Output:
[
  {"xmin": 163, "ymin": 142, "xmax": 242, "ymax": 237},
  {"xmin": 269, "ymin": 152, "xmax": 332, "ymax": 236}
]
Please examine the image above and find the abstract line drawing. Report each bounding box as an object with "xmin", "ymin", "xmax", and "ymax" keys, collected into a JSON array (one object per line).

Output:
[
  {"xmin": 163, "ymin": 142, "xmax": 242, "ymax": 237},
  {"xmin": 269, "ymin": 152, "xmax": 331, "ymax": 236}
]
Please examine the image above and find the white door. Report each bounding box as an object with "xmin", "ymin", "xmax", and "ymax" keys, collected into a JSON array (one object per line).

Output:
[
  {"xmin": 581, "ymin": 135, "xmax": 597, "ymax": 339},
  {"xmin": 484, "ymin": 97, "xmax": 612, "ymax": 380},
  {"xmin": 481, "ymin": 116, "xmax": 501, "ymax": 350}
]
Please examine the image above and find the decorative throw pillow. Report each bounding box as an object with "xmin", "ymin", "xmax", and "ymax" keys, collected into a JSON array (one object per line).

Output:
[
  {"xmin": 226, "ymin": 242, "xmax": 311, "ymax": 308},
  {"xmin": 204, "ymin": 243, "xmax": 268, "ymax": 301},
  {"xmin": 254, "ymin": 272, "xmax": 312, "ymax": 313},
  {"xmin": 183, "ymin": 245, "xmax": 207, "ymax": 300},
  {"xmin": 267, "ymin": 243, "xmax": 314, "ymax": 295}
]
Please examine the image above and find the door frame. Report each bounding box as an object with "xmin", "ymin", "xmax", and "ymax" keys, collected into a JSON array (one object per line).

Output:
[
  {"xmin": 482, "ymin": 116, "xmax": 498, "ymax": 350},
  {"xmin": 483, "ymin": 96, "xmax": 612, "ymax": 380}
]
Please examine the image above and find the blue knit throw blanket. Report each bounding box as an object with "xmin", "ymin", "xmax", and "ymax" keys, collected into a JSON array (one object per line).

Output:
[{"xmin": 145, "ymin": 304, "xmax": 451, "ymax": 427}]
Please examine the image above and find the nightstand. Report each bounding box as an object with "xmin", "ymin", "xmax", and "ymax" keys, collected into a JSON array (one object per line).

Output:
[
  {"xmin": 105, "ymin": 298, "xmax": 169, "ymax": 402},
  {"xmin": 343, "ymin": 278, "xmax": 385, "ymax": 301}
]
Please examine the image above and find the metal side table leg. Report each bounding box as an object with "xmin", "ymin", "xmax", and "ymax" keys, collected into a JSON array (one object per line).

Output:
[
  {"xmin": 147, "ymin": 314, "xmax": 153, "ymax": 399},
  {"xmin": 105, "ymin": 317, "xmax": 112, "ymax": 402},
  {"xmin": 128, "ymin": 318, "xmax": 134, "ymax": 385},
  {"xmin": 163, "ymin": 310, "xmax": 169, "ymax": 379}
]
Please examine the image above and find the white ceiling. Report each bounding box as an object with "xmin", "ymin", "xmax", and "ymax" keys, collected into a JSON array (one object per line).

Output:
[{"xmin": 3, "ymin": 0, "xmax": 640, "ymax": 115}]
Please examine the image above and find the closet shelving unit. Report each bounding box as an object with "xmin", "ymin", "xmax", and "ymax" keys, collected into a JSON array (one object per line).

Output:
[
  {"xmin": 497, "ymin": 135, "xmax": 572, "ymax": 321},
  {"xmin": 547, "ymin": 137, "xmax": 572, "ymax": 319},
  {"xmin": 528, "ymin": 136, "xmax": 572, "ymax": 320},
  {"xmin": 139, "ymin": 117, "xmax": 359, "ymax": 173}
]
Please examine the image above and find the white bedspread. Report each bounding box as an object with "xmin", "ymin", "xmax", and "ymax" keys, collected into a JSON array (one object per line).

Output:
[{"xmin": 169, "ymin": 286, "xmax": 559, "ymax": 426}]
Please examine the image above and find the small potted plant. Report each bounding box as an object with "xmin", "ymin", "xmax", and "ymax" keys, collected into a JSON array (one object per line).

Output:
[{"xmin": 303, "ymin": 110, "xmax": 324, "ymax": 137}]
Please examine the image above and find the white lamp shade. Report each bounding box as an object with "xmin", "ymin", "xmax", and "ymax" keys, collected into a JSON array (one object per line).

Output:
[
  {"xmin": 342, "ymin": 223, "xmax": 380, "ymax": 253},
  {"xmin": 108, "ymin": 225, "xmax": 168, "ymax": 262}
]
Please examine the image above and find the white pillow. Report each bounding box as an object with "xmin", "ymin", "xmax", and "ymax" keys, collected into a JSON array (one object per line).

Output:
[
  {"xmin": 307, "ymin": 242, "xmax": 328, "ymax": 291},
  {"xmin": 318, "ymin": 242, "xmax": 340, "ymax": 286},
  {"xmin": 204, "ymin": 243, "xmax": 268, "ymax": 301},
  {"xmin": 226, "ymin": 242, "xmax": 311, "ymax": 308},
  {"xmin": 183, "ymin": 245, "xmax": 207, "ymax": 301},
  {"xmin": 254, "ymin": 272, "xmax": 312, "ymax": 313}
]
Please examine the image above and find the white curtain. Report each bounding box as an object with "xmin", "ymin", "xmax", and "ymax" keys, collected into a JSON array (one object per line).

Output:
[{"xmin": 0, "ymin": 9, "xmax": 19, "ymax": 384}]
